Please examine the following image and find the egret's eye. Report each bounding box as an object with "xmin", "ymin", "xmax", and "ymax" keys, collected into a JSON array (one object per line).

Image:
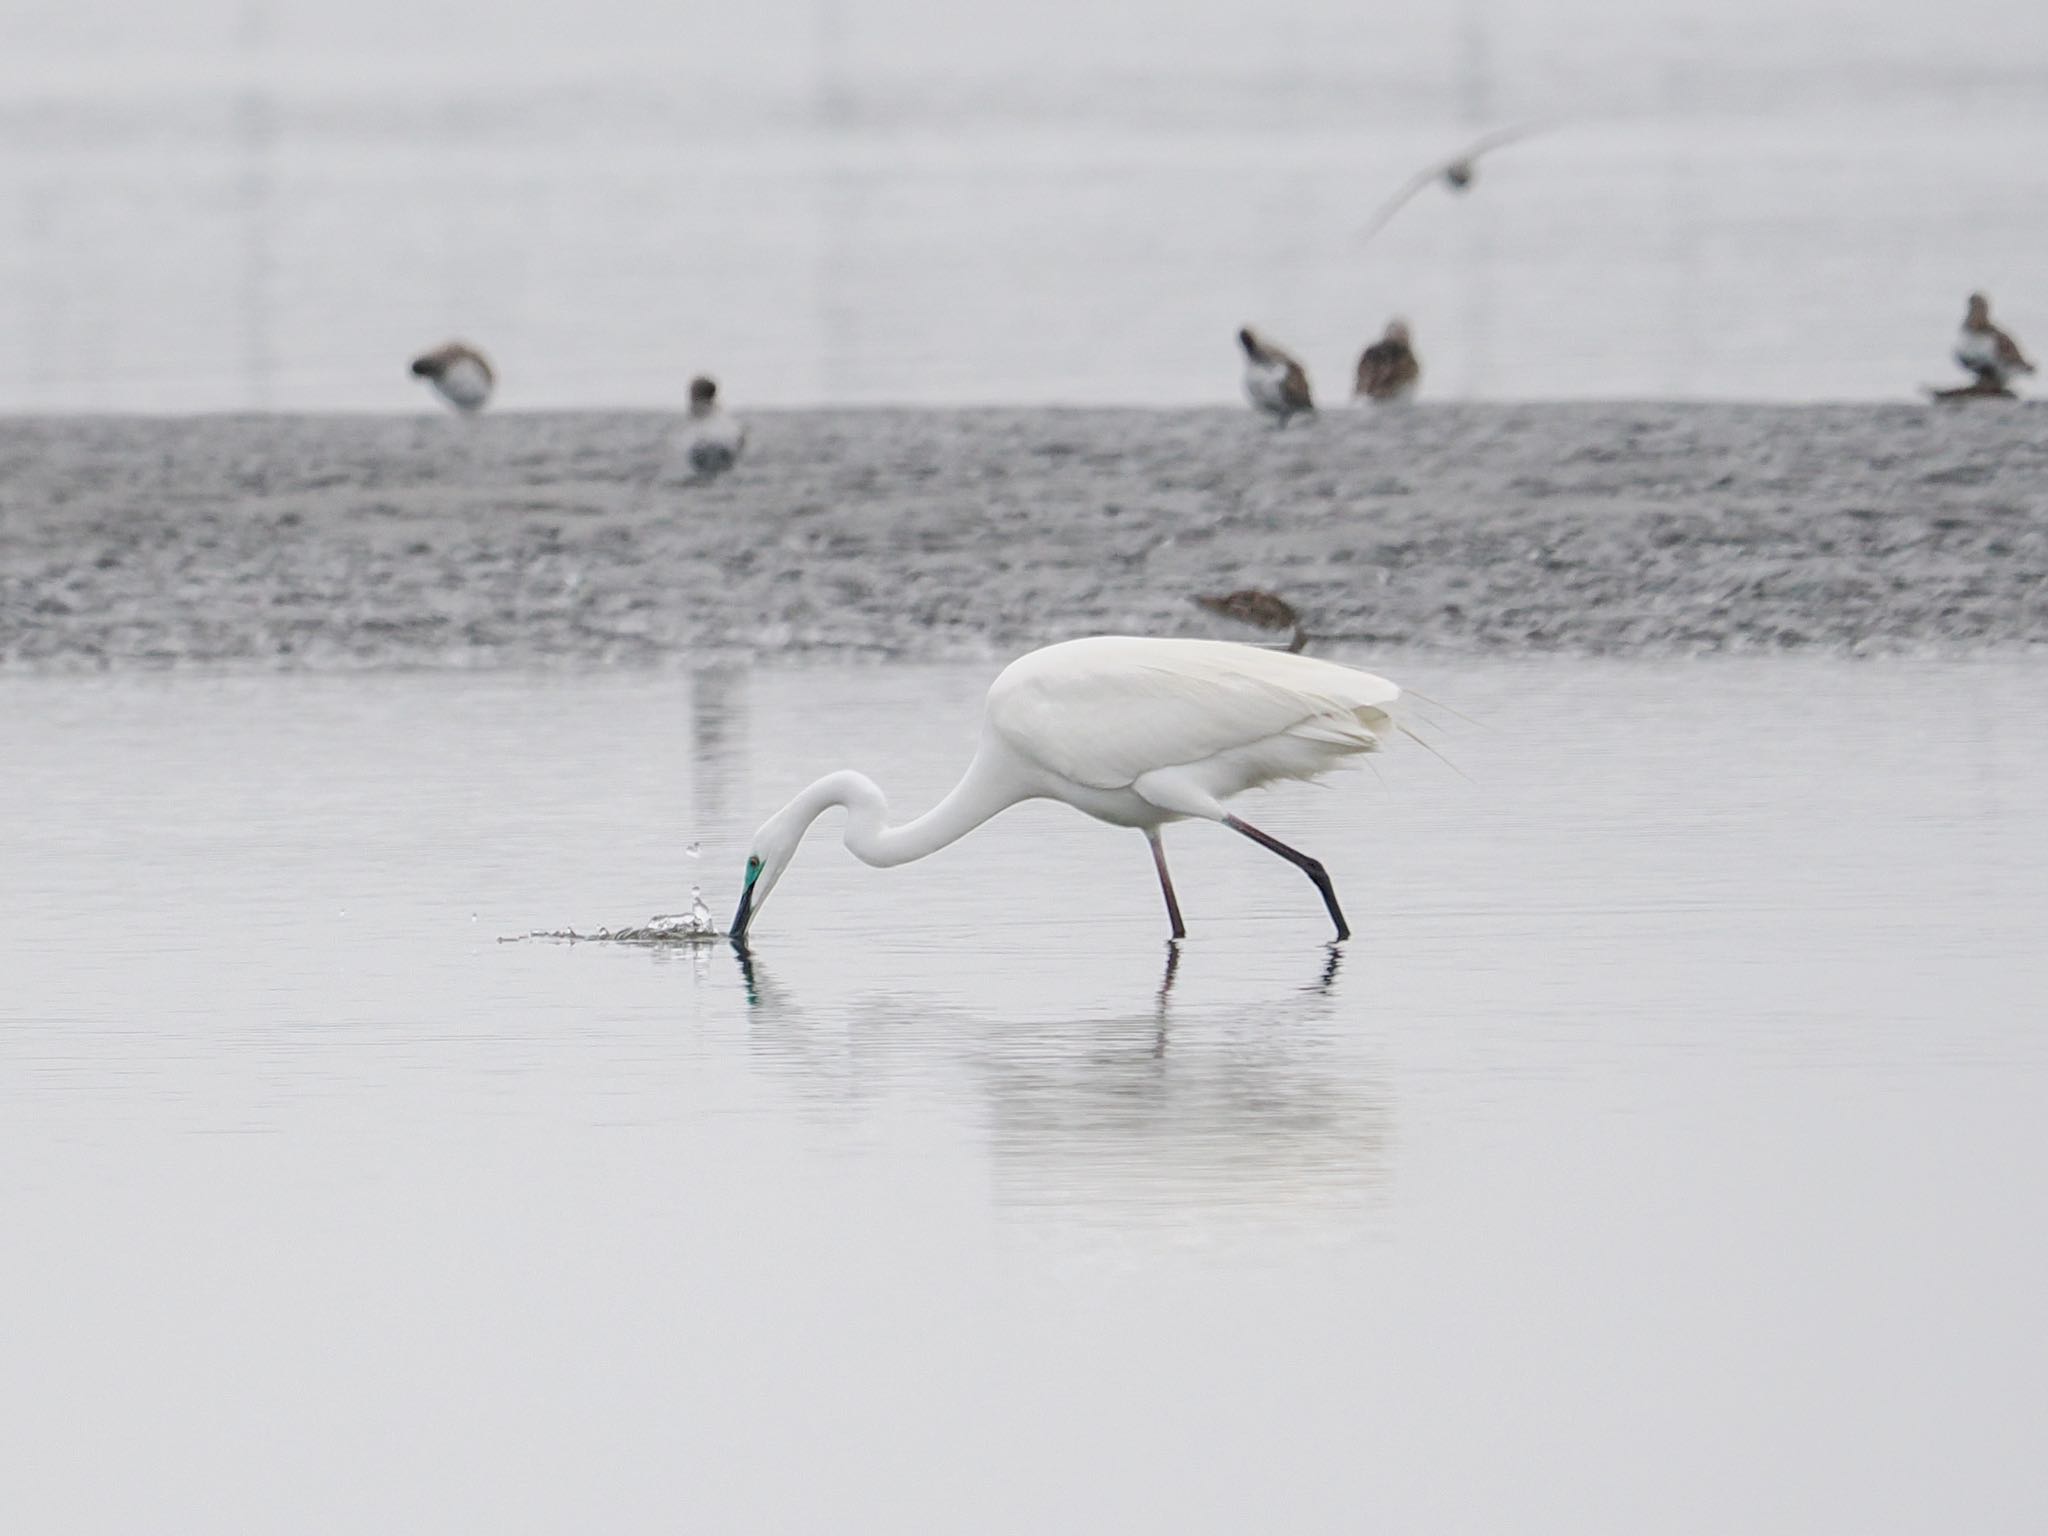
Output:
[{"xmin": 747, "ymin": 855, "xmax": 762, "ymax": 873}]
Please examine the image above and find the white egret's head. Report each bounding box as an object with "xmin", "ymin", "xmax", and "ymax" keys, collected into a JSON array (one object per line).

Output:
[{"xmin": 728, "ymin": 812, "xmax": 804, "ymax": 943}]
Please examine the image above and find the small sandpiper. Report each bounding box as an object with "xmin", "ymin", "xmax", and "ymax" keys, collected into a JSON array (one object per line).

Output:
[
  {"xmin": 1952, "ymin": 292, "xmax": 2034, "ymax": 394},
  {"xmin": 1354, "ymin": 319, "xmax": 1421, "ymax": 402},
  {"xmin": 683, "ymin": 375, "xmax": 747, "ymax": 477},
  {"xmin": 1192, "ymin": 588, "xmax": 1308, "ymax": 653},
  {"xmin": 1238, "ymin": 328, "xmax": 1314, "ymax": 425}
]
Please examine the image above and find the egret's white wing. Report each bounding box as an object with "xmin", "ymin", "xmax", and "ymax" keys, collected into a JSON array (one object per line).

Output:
[{"xmin": 988, "ymin": 637, "xmax": 1399, "ymax": 791}]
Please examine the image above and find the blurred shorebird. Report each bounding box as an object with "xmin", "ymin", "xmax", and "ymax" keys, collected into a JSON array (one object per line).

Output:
[
  {"xmin": 1193, "ymin": 589, "xmax": 1308, "ymax": 653},
  {"xmin": 409, "ymin": 341, "xmax": 495, "ymax": 413},
  {"xmin": 1360, "ymin": 123, "xmax": 1553, "ymax": 243},
  {"xmin": 1238, "ymin": 328, "xmax": 1314, "ymax": 424},
  {"xmin": 683, "ymin": 375, "xmax": 747, "ymax": 477},
  {"xmin": 1950, "ymin": 293, "xmax": 2034, "ymax": 394},
  {"xmin": 1354, "ymin": 320, "xmax": 1421, "ymax": 402}
]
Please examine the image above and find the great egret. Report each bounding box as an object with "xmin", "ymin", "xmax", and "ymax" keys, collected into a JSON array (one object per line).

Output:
[
  {"xmin": 409, "ymin": 341, "xmax": 495, "ymax": 413},
  {"xmin": 1354, "ymin": 320, "xmax": 1421, "ymax": 402},
  {"xmin": 1954, "ymin": 294, "xmax": 2034, "ymax": 393},
  {"xmin": 728, "ymin": 636, "xmax": 1403, "ymax": 945},
  {"xmin": 684, "ymin": 375, "xmax": 747, "ymax": 477},
  {"xmin": 1237, "ymin": 328, "xmax": 1315, "ymax": 423},
  {"xmin": 1359, "ymin": 123, "xmax": 1552, "ymax": 243},
  {"xmin": 1191, "ymin": 589, "xmax": 1308, "ymax": 653}
]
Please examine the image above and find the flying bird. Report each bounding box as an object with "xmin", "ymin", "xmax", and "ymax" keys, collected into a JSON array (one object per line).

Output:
[
  {"xmin": 728, "ymin": 636, "xmax": 1404, "ymax": 946},
  {"xmin": 1359, "ymin": 123, "xmax": 1553, "ymax": 243},
  {"xmin": 1238, "ymin": 328, "xmax": 1314, "ymax": 424},
  {"xmin": 409, "ymin": 341, "xmax": 495, "ymax": 413},
  {"xmin": 1354, "ymin": 320, "xmax": 1421, "ymax": 402},
  {"xmin": 683, "ymin": 375, "xmax": 747, "ymax": 477},
  {"xmin": 1192, "ymin": 589, "xmax": 1308, "ymax": 653},
  {"xmin": 1953, "ymin": 293, "xmax": 2034, "ymax": 393}
]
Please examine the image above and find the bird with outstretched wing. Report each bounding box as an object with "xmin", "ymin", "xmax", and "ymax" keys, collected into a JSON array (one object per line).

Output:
[{"xmin": 1359, "ymin": 122, "xmax": 1556, "ymax": 244}]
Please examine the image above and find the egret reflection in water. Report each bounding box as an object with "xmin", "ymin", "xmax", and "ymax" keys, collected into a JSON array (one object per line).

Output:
[{"xmin": 724, "ymin": 941, "xmax": 1390, "ymax": 1230}]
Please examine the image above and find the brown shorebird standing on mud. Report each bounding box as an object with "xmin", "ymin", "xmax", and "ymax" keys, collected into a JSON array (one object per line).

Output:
[
  {"xmin": 1354, "ymin": 320, "xmax": 1421, "ymax": 402},
  {"xmin": 1359, "ymin": 123, "xmax": 1554, "ymax": 243},
  {"xmin": 409, "ymin": 341, "xmax": 495, "ymax": 413},
  {"xmin": 1933, "ymin": 292, "xmax": 2035, "ymax": 400},
  {"xmin": 1192, "ymin": 589, "xmax": 1308, "ymax": 653},
  {"xmin": 1237, "ymin": 328, "xmax": 1314, "ymax": 425}
]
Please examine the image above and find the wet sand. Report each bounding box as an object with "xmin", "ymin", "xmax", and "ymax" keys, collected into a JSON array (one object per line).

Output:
[{"xmin": 2, "ymin": 404, "xmax": 2043, "ymax": 669}]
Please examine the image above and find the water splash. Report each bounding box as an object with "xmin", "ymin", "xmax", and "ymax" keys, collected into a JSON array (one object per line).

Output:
[{"xmin": 502, "ymin": 884, "xmax": 725, "ymax": 945}]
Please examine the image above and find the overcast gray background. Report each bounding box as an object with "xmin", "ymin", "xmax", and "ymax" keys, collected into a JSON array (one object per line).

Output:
[{"xmin": 4, "ymin": 0, "xmax": 2046, "ymax": 407}]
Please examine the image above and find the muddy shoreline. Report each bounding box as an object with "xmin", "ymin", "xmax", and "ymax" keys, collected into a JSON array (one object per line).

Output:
[{"xmin": 2, "ymin": 405, "xmax": 2043, "ymax": 670}]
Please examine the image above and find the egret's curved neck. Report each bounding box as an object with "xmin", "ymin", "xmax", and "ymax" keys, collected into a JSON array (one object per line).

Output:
[{"xmin": 787, "ymin": 755, "xmax": 1023, "ymax": 869}]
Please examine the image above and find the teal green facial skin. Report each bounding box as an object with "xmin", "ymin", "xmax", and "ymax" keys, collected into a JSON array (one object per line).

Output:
[{"xmin": 730, "ymin": 855, "xmax": 764, "ymax": 941}]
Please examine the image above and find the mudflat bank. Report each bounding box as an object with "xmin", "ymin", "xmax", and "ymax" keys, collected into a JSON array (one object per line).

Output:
[{"xmin": 1, "ymin": 404, "xmax": 2042, "ymax": 670}]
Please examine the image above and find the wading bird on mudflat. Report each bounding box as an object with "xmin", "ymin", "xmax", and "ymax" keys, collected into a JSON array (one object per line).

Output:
[
  {"xmin": 682, "ymin": 375, "xmax": 747, "ymax": 476},
  {"xmin": 1238, "ymin": 328, "xmax": 1315, "ymax": 424},
  {"xmin": 1192, "ymin": 589, "xmax": 1308, "ymax": 653},
  {"xmin": 1939, "ymin": 292, "xmax": 2035, "ymax": 399},
  {"xmin": 729, "ymin": 636, "xmax": 1407, "ymax": 945},
  {"xmin": 1355, "ymin": 320, "xmax": 1421, "ymax": 402}
]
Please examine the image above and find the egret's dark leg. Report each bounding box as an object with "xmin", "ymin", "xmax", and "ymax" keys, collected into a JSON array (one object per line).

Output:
[
  {"xmin": 1223, "ymin": 815, "xmax": 1350, "ymax": 941},
  {"xmin": 1146, "ymin": 828, "xmax": 1187, "ymax": 940}
]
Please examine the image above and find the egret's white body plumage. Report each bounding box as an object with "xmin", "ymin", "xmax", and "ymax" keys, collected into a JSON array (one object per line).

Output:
[
  {"xmin": 987, "ymin": 637, "xmax": 1396, "ymax": 815},
  {"xmin": 730, "ymin": 637, "xmax": 1403, "ymax": 942}
]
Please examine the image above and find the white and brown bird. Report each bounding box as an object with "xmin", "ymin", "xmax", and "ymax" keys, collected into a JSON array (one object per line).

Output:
[
  {"xmin": 1360, "ymin": 123, "xmax": 1553, "ymax": 243},
  {"xmin": 1238, "ymin": 328, "xmax": 1314, "ymax": 424},
  {"xmin": 1192, "ymin": 589, "xmax": 1308, "ymax": 653},
  {"xmin": 683, "ymin": 375, "xmax": 746, "ymax": 477},
  {"xmin": 1354, "ymin": 320, "xmax": 1421, "ymax": 402},
  {"xmin": 409, "ymin": 341, "xmax": 495, "ymax": 413},
  {"xmin": 1953, "ymin": 293, "xmax": 2034, "ymax": 392}
]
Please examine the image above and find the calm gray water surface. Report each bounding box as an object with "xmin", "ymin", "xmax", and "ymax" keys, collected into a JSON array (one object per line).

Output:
[
  {"xmin": 4, "ymin": 0, "xmax": 2047, "ymax": 407},
  {"xmin": 3, "ymin": 656, "xmax": 2045, "ymax": 1529}
]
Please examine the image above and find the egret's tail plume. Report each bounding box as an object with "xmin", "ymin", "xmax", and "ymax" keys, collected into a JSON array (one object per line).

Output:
[{"xmin": 1381, "ymin": 695, "xmax": 1468, "ymax": 781}]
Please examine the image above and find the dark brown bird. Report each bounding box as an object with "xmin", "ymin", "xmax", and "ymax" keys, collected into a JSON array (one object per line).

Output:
[
  {"xmin": 1192, "ymin": 589, "xmax": 1307, "ymax": 653},
  {"xmin": 1238, "ymin": 328, "xmax": 1314, "ymax": 424},
  {"xmin": 1355, "ymin": 320, "xmax": 1421, "ymax": 402}
]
